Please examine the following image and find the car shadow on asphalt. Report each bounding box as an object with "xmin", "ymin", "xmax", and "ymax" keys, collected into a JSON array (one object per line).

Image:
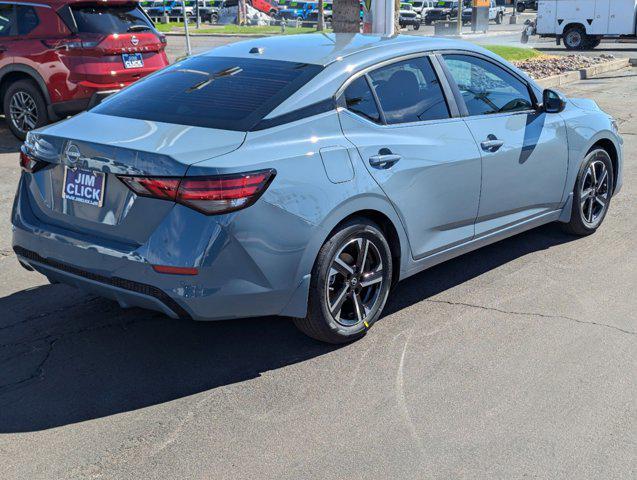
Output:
[{"xmin": 0, "ymin": 223, "xmax": 577, "ymax": 433}]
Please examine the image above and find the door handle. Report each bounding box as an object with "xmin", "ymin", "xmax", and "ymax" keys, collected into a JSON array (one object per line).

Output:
[
  {"xmin": 480, "ymin": 137, "xmax": 504, "ymax": 152},
  {"xmin": 369, "ymin": 149, "xmax": 401, "ymax": 169}
]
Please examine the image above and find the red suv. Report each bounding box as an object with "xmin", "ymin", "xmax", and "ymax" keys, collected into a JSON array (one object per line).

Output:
[{"xmin": 0, "ymin": 0, "xmax": 169, "ymax": 139}]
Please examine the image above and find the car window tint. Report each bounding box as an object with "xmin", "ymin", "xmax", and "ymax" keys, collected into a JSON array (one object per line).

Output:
[
  {"xmin": 443, "ymin": 54, "xmax": 533, "ymax": 116},
  {"xmin": 93, "ymin": 56, "xmax": 324, "ymax": 131},
  {"xmin": 0, "ymin": 4, "xmax": 14, "ymax": 36},
  {"xmin": 368, "ymin": 56, "xmax": 449, "ymax": 124},
  {"xmin": 343, "ymin": 76, "xmax": 381, "ymax": 124},
  {"xmin": 72, "ymin": 5, "xmax": 153, "ymax": 34},
  {"xmin": 17, "ymin": 6, "xmax": 39, "ymax": 35}
]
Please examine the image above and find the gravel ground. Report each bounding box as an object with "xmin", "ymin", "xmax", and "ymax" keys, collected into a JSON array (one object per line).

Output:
[{"xmin": 515, "ymin": 54, "xmax": 617, "ymax": 79}]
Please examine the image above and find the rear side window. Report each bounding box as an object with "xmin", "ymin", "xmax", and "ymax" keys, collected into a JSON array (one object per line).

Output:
[
  {"xmin": 343, "ymin": 76, "xmax": 381, "ymax": 124},
  {"xmin": 17, "ymin": 5, "xmax": 39, "ymax": 35},
  {"xmin": 72, "ymin": 4, "xmax": 153, "ymax": 34},
  {"xmin": 368, "ymin": 56, "xmax": 449, "ymax": 124},
  {"xmin": 443, "ymin": 54, "xmax": 533, "ymax": 116},
  {"xmin": 0, "ymin": 4, "xmax": 14, "ymax": 36},
  {"xmin": 93, "ymin": 56, "xmax": 324, "ymax": 131}
]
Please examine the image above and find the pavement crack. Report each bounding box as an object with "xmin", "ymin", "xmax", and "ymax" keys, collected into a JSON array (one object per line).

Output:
[
  {"xmin": 0, "ymin": 338, "xmax": 57, "ymax": 392},
  {"xmin": 426, "ymin": 299, "xmax": 635, "ymax": 336},
  {"xmin": 0, "ymin": 296, "xmax": 99, "ymax": 332}
]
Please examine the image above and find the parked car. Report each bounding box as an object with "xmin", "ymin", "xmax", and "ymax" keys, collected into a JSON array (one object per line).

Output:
[
  {"xmin": 424, "ymin": 0, "xmax": 465, "ymax": 25},
  {"xmin": 516, "ymin": 0, "xmax": 538, "ymax": 13},
  {"xmin": 146, "ymin": 0, "xmax": 179, "ymax": 16},
  {"xmin": 409, "ymin": 0, "xmax": 436, "ymax": 17},
  {"xmin": 248, "ymin": 0, "xmax": 279, "ymax": 16},
  {"xmin": 0, "ymin": 0, "xmax": 169, "ymax": 139},
  {"xmin": 13, "ymin": 34, "xmax": 623, "ymax": 344},
  {"xmin": 170, "ymin": 0, "xmax": 197, "ymax": 17},
  {"xmin": 276, "ymin": 1, "xmax": 310, "ymax": 20},
  {"xmin": 202, "ymin": 0, "xmax": 225, "ymax": 22},
  {"xmin": 461, "ymin": 0, "xmax": 505, "ymax": 25},
  {"xmin": 399, "ymin": 3, "xmax": 421, "ymax": 29}
]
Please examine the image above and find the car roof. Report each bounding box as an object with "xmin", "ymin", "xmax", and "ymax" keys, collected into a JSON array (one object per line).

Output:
[{"xmin": 204, "ymin": 33, "xmax": 483, "ymax": 67}]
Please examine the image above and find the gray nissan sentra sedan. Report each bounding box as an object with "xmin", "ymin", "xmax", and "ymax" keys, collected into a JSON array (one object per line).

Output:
[{"xmin": 12, "ymin": 34, "xmax": 623, "ymax": 343}]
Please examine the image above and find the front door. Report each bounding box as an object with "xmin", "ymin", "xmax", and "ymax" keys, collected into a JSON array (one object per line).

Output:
[
  {"xmin": 338, "ymin": 55, "xmax": 482, "ymax": 259},
  {"xmin": 441, "ymin": 54, "xmax": 568, "ymax": 236}
]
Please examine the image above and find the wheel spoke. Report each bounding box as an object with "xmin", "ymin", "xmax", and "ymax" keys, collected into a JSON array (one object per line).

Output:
[
  {"xmin": 355, "ymin": 238, "xmax": 369, "ymax": 273},
  {"xmin": 333, "ymin": 256, "xmax": 354, "ymax": 277},
  {"xmin": 597, "ymin": 168, "xmax": 608, "ymax": 190},
  {"xmin": 587, "ymin": 197, "xmax": 594, "ymax": 223},
  {"xmin": 590, "ymin": 164, "xmax": 598, "ymax": 186},
  {"xmin": 595, "ymin": 194, "xmax": 607, "ymax": 208},
  {"xmin": 352, "ymin": 293, "xmax": 364, "ymax": 323},
  {"xmin": 329, "ymin": 285, "xmax": 349, "ymax": 316},
  {"xmin": 360, "ymin": 269, "xmax": 383, "ymax": 288}
]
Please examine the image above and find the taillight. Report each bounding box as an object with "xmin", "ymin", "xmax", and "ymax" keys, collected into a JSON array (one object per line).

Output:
[
  {"xmin": 118, "ymin": 169, "xmax": 276, "ymax": 215},
  {"xmin": 42, "ymin": 36, "xmax": 102, "ymax": 51},
  {"xmin": 19, "ymin": 151, "xmax": 46, "ymax": 173}
]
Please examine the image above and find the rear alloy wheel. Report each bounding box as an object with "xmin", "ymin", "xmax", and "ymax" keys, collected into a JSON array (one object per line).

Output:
[
  {"xmin": 564, "ymin": 25, "xmax": 587, "ymax": 50},
  {"xmin": 562, "ymin": 148, "xmax": 614, "ymax": 236},
  {"xmin": 4, "ymin": 79, "xmax": 48, "ymax": 140},
  {"xmin": 294, "ymin": 218, "xmax": 393, "ymax": 344}
]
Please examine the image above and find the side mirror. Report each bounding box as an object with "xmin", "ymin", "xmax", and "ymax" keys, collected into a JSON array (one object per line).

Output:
[{"xmin": 542, "ymin": 89, "xmax": 566, "ymax": 114}]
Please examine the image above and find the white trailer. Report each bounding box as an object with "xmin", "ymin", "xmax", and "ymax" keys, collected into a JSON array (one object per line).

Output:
[{"xmin": 522, "ymin": 0, "xmax": 637, "ymax": 50}]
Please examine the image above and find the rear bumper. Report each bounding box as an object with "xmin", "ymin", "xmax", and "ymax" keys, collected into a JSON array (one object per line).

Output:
[
  {"xmin": 12, "ymin": 174, "xmax": 315, "ymax": 321},
  {"xmin": 50, "ymin": 90, "xmax": 119, "ymax": 119}
]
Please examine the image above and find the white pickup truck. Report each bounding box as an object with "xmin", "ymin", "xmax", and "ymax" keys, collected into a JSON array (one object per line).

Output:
[{"xmin": 523, "ymin": 0, "xmax": 637, "ymax": 50}]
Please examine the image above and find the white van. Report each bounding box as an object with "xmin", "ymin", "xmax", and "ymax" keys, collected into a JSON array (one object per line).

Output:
[{"xmin": 523, "ymin": 0, "xmax": 637, "ymax": 49}]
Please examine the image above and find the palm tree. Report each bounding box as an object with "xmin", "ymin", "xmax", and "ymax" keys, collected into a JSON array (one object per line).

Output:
[
  {"xmin": 332, "ymin": 0, "xmax": 360, "ymax": 32},
  {"xmin": 317, "ymin": 0, "xmax": 325, "ymax": 30}
]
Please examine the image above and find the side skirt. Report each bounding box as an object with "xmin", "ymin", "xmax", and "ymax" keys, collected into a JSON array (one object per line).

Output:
[{"xmin": 400, "ymin": 209, "xmax": 563, "ymax": 280}]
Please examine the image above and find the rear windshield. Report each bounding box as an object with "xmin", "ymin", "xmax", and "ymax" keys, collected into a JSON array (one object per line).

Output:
[
  {"xmin": 72, "ymin": 4, "xmax": 153, "ymax": 34},
  {"xmin": 93, "ymin": 56, "xmax": 324, "ymax": 131}
]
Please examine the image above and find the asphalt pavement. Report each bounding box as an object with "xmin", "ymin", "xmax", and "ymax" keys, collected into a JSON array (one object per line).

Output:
[{"xmin": 0, "ymin": 67, "xmax": 635, "ymax": 479}]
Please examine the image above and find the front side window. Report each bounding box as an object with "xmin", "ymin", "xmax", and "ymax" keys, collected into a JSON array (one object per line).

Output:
[
  {"xmin": 93, "ymin": 56, "xmax": 323, "ymax": 131},
  {"xmin": 17, "ymin": 5, "xmax": 39, "ymax": 35},
  {"xmin": 0, "ymin": 4, "xmax": 14, "ymax": 36},
  {"xmin": 342, "ymin": 76, "xmax": 381, "ymax": 124},
  {"xmin": 443, "ymin": 54, "xmax": 533, "ymax": 116},
  {"xmin": 368, "ymin": 56, "xmax": 449, "ymax": 124}
]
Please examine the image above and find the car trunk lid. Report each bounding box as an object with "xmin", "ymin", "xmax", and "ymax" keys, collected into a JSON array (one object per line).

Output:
[{"xmin": 23, "ymin": 113, "xmax": 246, "ymax": 246}]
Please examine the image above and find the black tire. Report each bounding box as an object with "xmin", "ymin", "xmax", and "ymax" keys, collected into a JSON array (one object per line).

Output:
[
  {"xmin": 562, "ymin": 148, "xmax": 614, "ymax": 236},
  {"xmin": 294, "ymin": 218, "xmax": 393, "ymax": 344},
  {"xmin": 3, "ymin": 79, "xmax": 48, "ymax": 140},
  {"xmin": 496, "ymin": 12, "xmax": 503, "ymax": 24},
  {"xmin": 517, "ymin": 4, "xmax": 525, "ymax": 13},
  {"xmin": 563, "ymin": 25, "xmax": 587, "ymax": 50},
  {"xmin": 413, "ymin": 22, "xmax": 420, "ymax": 30}
]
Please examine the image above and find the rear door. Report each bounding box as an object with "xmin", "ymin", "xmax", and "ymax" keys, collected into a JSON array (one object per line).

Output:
[
  {"xmin": 338, "ymin": 55, "xmax": 482, "ymax": 259},
  {"xmin": 441, "ymin": 53, "xmax": 568, "ymax": 236}
]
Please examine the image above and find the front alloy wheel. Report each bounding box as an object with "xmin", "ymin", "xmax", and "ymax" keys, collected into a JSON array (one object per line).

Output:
[
  {"xmin": 562, "ymin": 148, "xmax": 614, "ymax": 236},
  {"xmin": 579, "ymin": 158, "xmax": 610, "ymax": 228}
]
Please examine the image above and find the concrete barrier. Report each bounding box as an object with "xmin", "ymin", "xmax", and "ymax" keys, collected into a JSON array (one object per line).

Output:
[{"xmin": 537, "ymin": 58, "xmax": 633, "ymax": 88}]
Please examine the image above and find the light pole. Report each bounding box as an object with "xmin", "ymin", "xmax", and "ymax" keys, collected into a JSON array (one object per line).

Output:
[
  {"xmin": 511, "ymin": 0, "xmax": 518, "ymax": 24},
  {"xmin": 456, "ymin": 0, "xmax": 462, "ymax": 35},
  {"xmin": 183, "ymin": 0, "xmax": 192, "ymax": 56}
]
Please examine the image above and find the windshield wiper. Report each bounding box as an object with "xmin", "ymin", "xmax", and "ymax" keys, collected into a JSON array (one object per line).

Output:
[{"xmin": 184, "ymin": 66, "xmax": 243, "ymax": 93}]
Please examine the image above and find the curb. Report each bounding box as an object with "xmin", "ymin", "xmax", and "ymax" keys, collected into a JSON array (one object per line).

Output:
[
  {"xmin": 536, "ymin": 58, "xmax": 633, "ymax": 88},
  {"xmin": 164, "ymin": 32, "xmax": 270, "ymax": 38}
]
